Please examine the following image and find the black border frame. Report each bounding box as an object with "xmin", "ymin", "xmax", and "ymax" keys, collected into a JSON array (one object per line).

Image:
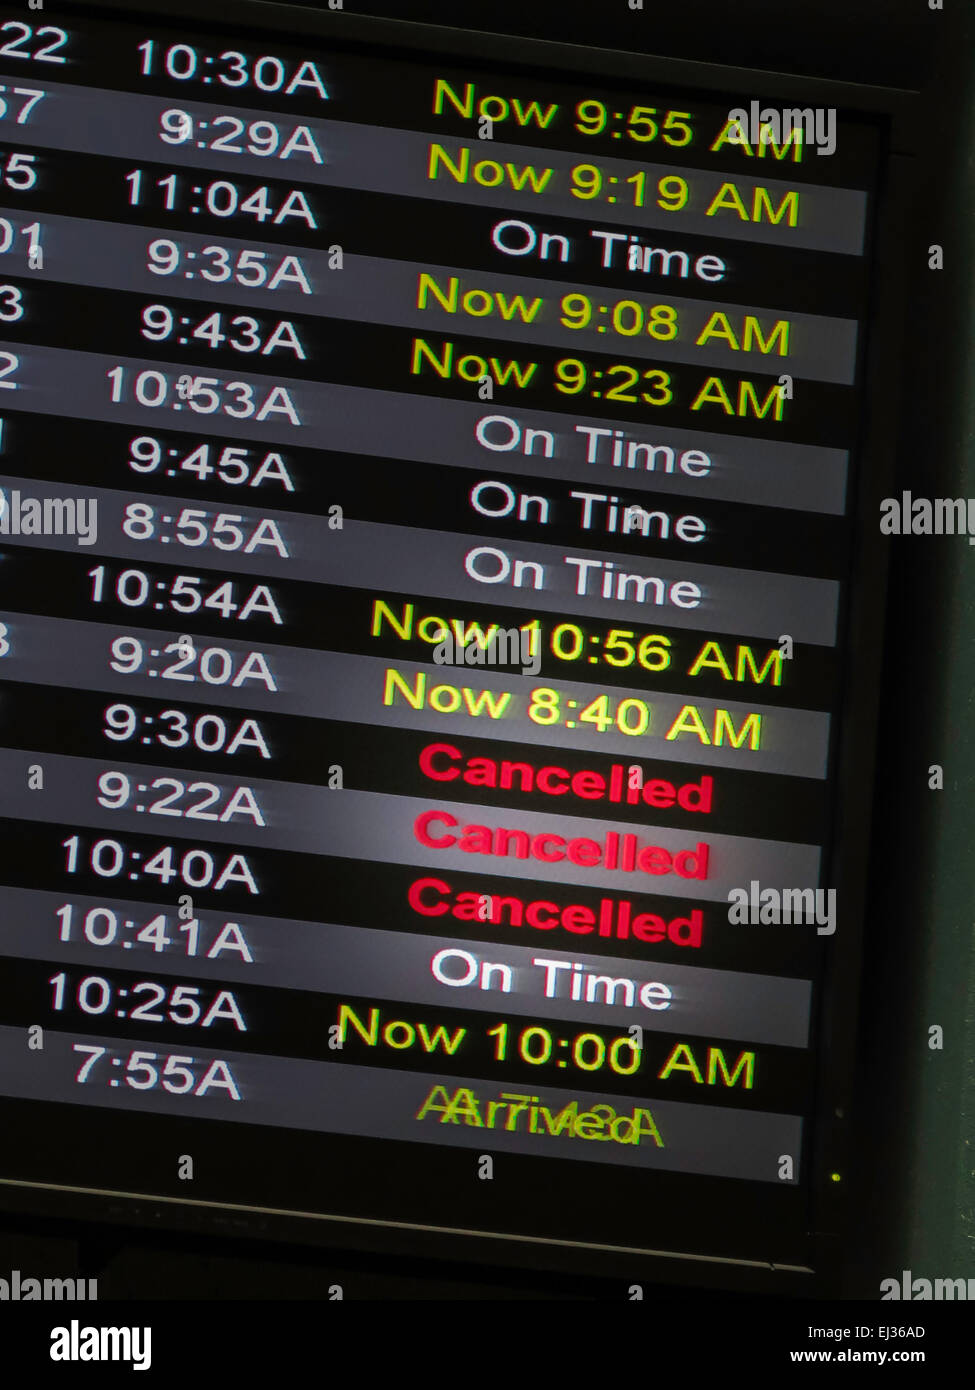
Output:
[{"xmin": 0, "ymin": 0, "xmax": 917, "ymax": 1293}]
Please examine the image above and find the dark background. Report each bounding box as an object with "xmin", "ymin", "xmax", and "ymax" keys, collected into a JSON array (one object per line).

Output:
[{"xmin": 0, "ymin": 0, "xmax": 969, "ymax": 1301}]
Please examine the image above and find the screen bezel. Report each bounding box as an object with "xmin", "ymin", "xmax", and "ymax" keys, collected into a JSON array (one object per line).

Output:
[{"xmin": 0, "ymin": 0, "xmax": 916, "ymax": 1292}]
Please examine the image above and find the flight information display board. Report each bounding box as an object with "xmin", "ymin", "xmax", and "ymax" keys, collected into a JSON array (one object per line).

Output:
[{"xmin": 0, "ymin": 0, "xmax": 894, "ymax": 1274}]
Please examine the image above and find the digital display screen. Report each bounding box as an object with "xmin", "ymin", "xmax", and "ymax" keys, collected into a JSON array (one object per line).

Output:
[{"xmin": 0, "ymin": 0, "xmax": 891, "ymax": 1270}]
